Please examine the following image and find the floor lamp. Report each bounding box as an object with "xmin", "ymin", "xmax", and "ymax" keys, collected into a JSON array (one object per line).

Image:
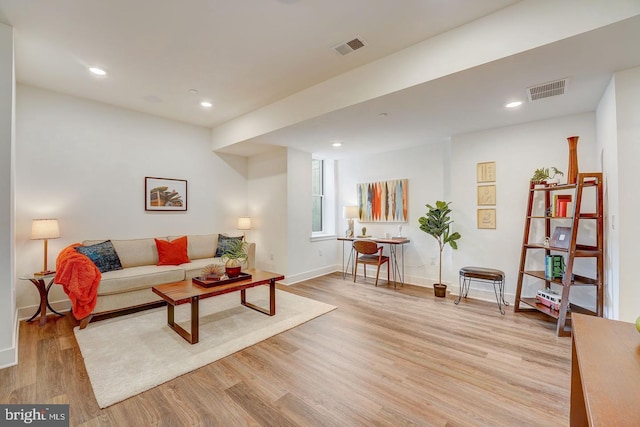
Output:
[{"xmin": 31, "ymin": 218, "xmax": 60, "ymax": 276}]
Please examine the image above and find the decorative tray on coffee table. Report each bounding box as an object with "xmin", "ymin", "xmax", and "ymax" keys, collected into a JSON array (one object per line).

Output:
[{"xmin": 192, "ymin": 272, "xmax": 252, "ymax": 288}]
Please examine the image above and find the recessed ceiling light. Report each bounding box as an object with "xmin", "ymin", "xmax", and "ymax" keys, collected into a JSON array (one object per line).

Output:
[
  {"xmin": 89, "ymin": 66, "xmax": 107, "ymax": 76},
  {"xmin": 506, "ymin": 101, "xmax": 523, "ymax": 108},
  {"xmin": 332, "ymin": 141, "xmax": 342, "ymax": 147},
  {"xmin": 200, "ymin": 101, "xmax": 213, "ymax": 108}
]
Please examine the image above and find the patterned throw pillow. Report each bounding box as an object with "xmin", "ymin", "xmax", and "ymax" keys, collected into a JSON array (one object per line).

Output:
[
  {"xmin": 75, "ymin": 240, "xmax": 123, "ymax": 273},
  {"xmin": 155, "ymin": 236, "xmax": 190, "ymax": 265},
  {"xmin": 215, "ymin": 235, "xmax": 243, "ymax": 258}
]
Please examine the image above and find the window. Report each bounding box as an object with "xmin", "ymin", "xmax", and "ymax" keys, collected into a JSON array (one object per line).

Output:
[
  {"xmin": 311, "ymin": 158, "xmax": 323, "ymax": 232},
  {"xmin": 311, "ymin": 157, "xmax": 336, "ymax": 240}
]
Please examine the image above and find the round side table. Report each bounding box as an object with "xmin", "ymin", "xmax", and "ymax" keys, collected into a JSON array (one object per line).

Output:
[{"xmin": 19, "ymin": 273, "xmax": 65, "ymax": 326}]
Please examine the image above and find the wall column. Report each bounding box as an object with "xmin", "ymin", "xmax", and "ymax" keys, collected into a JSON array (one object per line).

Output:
[{"xmin": 0, "ymin": 22, "xmax": 17, "ymax": 367}]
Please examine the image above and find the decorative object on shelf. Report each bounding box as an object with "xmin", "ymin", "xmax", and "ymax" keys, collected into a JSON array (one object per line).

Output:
[
  {"xmin": 566, "ymin": 136, "xmax": 579, "ymax": 184},
  {"xmin": 357, "ymin": 179, "xmax": 407, "ymax": 222},
  {"xmin": 477, "ymin": 161, "xmax": 496, "ymax": 183},
  {"xmin": 145, "ymin": 176, "xmax": 187, "ymax": 211},
  {"xmin": 530, "ymin": 167, "xmax": 564, "ymax": 185},
  {"xmin": 550, "ymin": 226, "xmax": 572, "ymax": 249},
  {"xmin": 221, "ymin": 238, "xmax": 248, "ymax": 278},
  {"xmin": 477, "ymin": 208, "xmax": 496, "ymax": 229},
  {"xmin": 343, "ymin": 206, "xmax": 358, "ymax": 238},
  {"xmin": 543, "ymin": 237, "xmax": 550, "ymax": 247},
  {"xmin": 201, "ymin": 263, "xmax": 224, "ymax": 279},
  {"xmin": 361, "ymin": 226, "xmax": 367, "ymax": 236},
  {"xmin": 396, "ymin": 225, "xmax": 403, "ymax": 237},
  {"xmin": 536, "ymin": 288, "xmax": 563, "ymax": 311},
  {"xmin": 237, "ymin": 216, "xmax": 252, "ymax": 240},
  {"xmin": 30, "ymin": 218, "xmax": 60, "ymax": 276},
  {"xmin": 477, "ymin": 184, "xmax": 496, "ymax": 206},
  {"xmin": 418, "ymin": 201, "xmax": 461, "ymax": 297}
]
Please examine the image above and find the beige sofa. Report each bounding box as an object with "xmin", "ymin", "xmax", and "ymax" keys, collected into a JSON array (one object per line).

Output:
[{"xmin": 79, "ymin": 234, "xmax": 255, "ymax": 324}]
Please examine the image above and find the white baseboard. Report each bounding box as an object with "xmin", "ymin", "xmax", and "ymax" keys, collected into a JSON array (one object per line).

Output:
[
  {"xmin": 281, "ymin": 265, "xmax": 338, "ymax": 285},
  {"xmin": 17, "ymin": 298, "xmax": 71, "ymax": 321},
  {"xmin": 334, "ymin": 264, "xmax": 515, "ymax": 304},
  {"xmin": 0, "ymin": 310, "xmax": 19, "ymax": 369}
]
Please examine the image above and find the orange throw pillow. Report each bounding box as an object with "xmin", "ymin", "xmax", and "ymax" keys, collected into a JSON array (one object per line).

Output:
[{"xmin": 155, "ymin": 236, "xmax": 190, "ymax": 265}]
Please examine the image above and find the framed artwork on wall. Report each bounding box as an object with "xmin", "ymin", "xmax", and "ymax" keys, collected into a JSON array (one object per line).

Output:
[
  {"xmin": 477, "ymin": 185, "xmax": 496, "ymax": 206},
  {"xmin": 145, "ymin": 177, "xmax": 187, "ymax": 211},
  {"xmin": 357, "ymin": 179, "xmax": 408, "ymax": 222},
  {"xmin": 477, "ymin": 208, "xmax": 496, "ymax": 229},
  {"xmin": 477, "ymin": 161, "xmax": 496, "ymax": 183}
]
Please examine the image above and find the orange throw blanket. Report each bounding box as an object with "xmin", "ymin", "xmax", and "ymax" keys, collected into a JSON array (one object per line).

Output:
[{"xmin": 54, "ymin": 243, "xmax": 102, "ymax": 320}]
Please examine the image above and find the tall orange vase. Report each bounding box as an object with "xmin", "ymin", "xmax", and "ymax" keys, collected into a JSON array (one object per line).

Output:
[{"xmin": 566, "ymin": 136, "xmax": 579, "ymax": 184}]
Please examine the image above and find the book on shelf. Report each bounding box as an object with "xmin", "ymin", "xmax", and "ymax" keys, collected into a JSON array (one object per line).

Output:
[
  {"xmin": 545, "ymin": 254, "xmax": 565, "ymax": 279},
  {"xmin": 552, "ymin": 194, "xmax": 572, "ymax": 217}
]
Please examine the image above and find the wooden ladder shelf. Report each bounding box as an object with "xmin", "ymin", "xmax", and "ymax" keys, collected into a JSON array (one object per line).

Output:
[{"xmin": 513, "ymin": 172, "xmax": 604, "ymax": 336}]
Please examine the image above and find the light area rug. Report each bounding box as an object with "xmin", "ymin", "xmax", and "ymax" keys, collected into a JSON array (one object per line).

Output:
[{"xmin": 74, "ymin": 287, "xmax": 336, "ymax": 408}]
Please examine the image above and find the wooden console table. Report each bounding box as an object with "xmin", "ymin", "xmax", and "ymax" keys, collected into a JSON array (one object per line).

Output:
[{"xmin": 571, "ymin": 313, "xmax": 640, "ymax": 426}]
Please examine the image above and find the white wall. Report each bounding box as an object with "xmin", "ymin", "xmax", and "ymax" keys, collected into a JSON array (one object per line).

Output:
[
  {"xmin": 247, "ymin": 148, "xmax": 288, "ymax": 274},
  {"xmin": 14, "ymin": 85, "xmax": 249, "ymax": 312},
  {"xmin": 613, "ymin": 66, "xmax": 640, "ymax": 323},
  {"xmin": 246, "ymin": 147, "xmax": 339, "ymax": 284},
  {"xmin": 596, "ymin": 77, "xmax": 619, "ymax": 319},
  {"xmin": 451, "ymin": 113, "xmax": 598, "ymax": 303},
  {"xmin": 337, "ymin": 143, "xmax": 446, "ymax": 286},
  {"xmin": 0, "ymin": 22, "xmax": 17, "ymax": 368},
  {"xmin": 287, "ymin": 148, "xmax": 338, "ymax": 283},
  {"xmin": 337, "ymin": 114, "xmax": 599, "ymax": 303}
]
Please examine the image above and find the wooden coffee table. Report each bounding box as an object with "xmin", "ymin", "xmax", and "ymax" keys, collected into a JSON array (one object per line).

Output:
[{"xmin": 152, "ymin": 269, "xmax": 285, "ymax": 344}]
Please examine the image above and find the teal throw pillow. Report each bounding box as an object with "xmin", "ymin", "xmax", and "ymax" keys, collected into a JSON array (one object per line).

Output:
[
  {"xmin": 75, "ymin": 240, "xmax": 123, "ymax": 273},
  {"xmin": 215, "ymin": 235, "xmax": 243, "ymax": 258}
]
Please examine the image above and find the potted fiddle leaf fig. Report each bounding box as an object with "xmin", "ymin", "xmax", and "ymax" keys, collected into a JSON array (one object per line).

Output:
[
  {"xmin": 221, "ymin": 238, "xmax": 248, "ymax": 278},
  {"xmin": 418, "ymin": 201, "xmax": 461, "ymax": 297}
]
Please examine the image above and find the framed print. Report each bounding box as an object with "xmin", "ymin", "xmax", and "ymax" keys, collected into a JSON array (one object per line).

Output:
[
  {"xmin": 477, "ymin": 185, "xmax": 496, "ymax": 206},
  {"xmin": 145, "ymin": 177, "xmax": 187, "ymax": 211},
  {"xmin": 477, "ymin": 209, "xmax": 496, "ymax": 229},
  {"xmin": 357, "ymin": 178, "xmax": 407, "ymax": 222},
  {"xmin": 477, "ymin": 161, "xmax": 496, "ymax": 183},
  {"xmin": 550, "ymin": 226, "xmax": 572, "ymax": 249}
]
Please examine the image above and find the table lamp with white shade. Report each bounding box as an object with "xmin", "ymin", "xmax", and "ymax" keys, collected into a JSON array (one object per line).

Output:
[
  {"xmin": 343, "ymin": 206, "xmax": 358, "ymax": 238},
  {"xmin": 30, "ymin": 218, "xmax": 60, "ymax": 276},
  {"xmin": 237, "ymin": 216, "xmax": 252, "ymax": 240}
]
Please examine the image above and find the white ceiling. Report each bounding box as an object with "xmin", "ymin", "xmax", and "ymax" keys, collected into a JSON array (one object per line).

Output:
[{"xmin": 1, "ymin": 0, "xmax": 639, "ymax": 159}]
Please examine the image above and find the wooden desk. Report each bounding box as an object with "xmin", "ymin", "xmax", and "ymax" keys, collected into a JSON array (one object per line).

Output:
[
  {"xmin": 338, "ymin": 237, "xmax": 410, "ymax": 287},
  {"xmin": 571, "ymin": 314, "xmax": 640, "ymax": 426}
]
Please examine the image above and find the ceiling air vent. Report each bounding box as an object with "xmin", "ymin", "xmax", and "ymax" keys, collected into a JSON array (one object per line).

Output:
[
  {"xmin": 526, "ymin": 78, "xmax": 569, "ymax": 102},
  {"xmin": 332, "ymin": 37, "xmax": 366, "ymax": 56}
]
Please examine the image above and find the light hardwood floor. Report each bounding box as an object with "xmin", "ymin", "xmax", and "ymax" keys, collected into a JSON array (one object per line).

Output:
[{"xmin": 0, "ymin": 273, "xmax": 571, "ymax": 426}]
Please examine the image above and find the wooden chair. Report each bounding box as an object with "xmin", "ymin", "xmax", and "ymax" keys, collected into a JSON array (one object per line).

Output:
[{"xmin": 353, "ymin": 240, "xmax": 389, "ymax": 286}]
